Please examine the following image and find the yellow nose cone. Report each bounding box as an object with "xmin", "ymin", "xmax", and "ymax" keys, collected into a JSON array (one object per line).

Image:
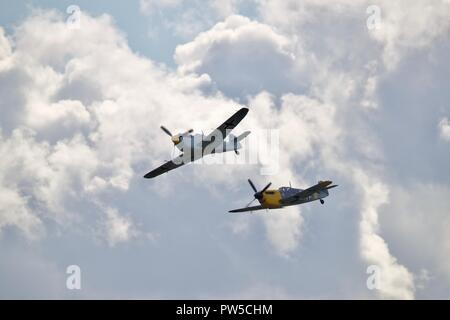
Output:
[{"xmin": 171, "ymin": 136, "xmax": 180, "ymax": 145}]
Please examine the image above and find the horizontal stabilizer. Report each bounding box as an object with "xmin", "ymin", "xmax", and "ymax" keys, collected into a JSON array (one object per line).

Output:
[{"xmin": 236, "ymin": 131, "xmax": 251, "ymax": 142}]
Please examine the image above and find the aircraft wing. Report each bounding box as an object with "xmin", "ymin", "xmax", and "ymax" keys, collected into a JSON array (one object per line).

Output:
[
  {"xmin": 203, "ymin": 108, "xmax": 249, "ymax": 151},
  {"xmin": 228, "ymin": 205, "xmax": 265, "ymax": 213},
  {"xmin": 143, "ymin": 155, "xmax": 187, "ymax": 179},
  {"xmin": 281, "ymin": 181, "xmax": 334, "ymax": 204}
]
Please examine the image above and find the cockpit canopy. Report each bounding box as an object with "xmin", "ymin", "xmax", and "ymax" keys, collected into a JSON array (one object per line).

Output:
[{"xmin": 279, "ymin": 187, "xmax": 300, "ymax": 197}]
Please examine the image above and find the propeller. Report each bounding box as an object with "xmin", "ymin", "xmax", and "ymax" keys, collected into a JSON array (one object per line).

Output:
[
  {"xmin": 160, "ymin": 126, "xmax": 172, "ymax": 137},
  {"xmin": 160, "ymin": 126, "xmax": 193, "ymax": 145},
  {"xmin": 246, "ymin": 179, "xmax": 272, "ymax": 207},
  {"xmin": 248, "ymin": 179, "xmax": 257, "ymax": 193},
  {"xmin": 180, "ymin": 129, "xmax": 194, "ymax": 136}
]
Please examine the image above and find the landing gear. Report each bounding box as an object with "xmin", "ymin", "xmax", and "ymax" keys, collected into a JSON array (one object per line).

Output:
[{"xmin": 320, "ymin": 199, "xmax": 324, "ymax": 205}]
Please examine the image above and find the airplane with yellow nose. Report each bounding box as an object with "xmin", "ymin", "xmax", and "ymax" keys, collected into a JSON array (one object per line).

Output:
[{"xmin": 229, "ymin": 179, "xmax": 338, "ymax": 213}]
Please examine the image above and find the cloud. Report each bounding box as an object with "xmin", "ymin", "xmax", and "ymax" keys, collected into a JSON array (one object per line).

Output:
[
  {"xmin": 257, "ymin": 0, "xmax": 450, "ymax": 70},
  {"xmin": 379, "ymin": 183, "xmax": 450, "ymax": 296},
  {"xmin": 263, "ymin": 207, "xmax": 303, "ymax": 256},
  {"xmin": 355, "ymin": 169, "xmax": 415, "ymax": 299},
  {"xmin": 140, "ymin": 0, "xmax": 243, "ymax": 39},
  {"xmin": 438, "ymin": 117, "xmax": 450, "ymax": 141},
  {"xmin": 0, "ymin": 27, "xmax": 11, "ymax": 59},
  {"xmin": 0, "ymin": 129, "xmax": 47, "ymax": 239},
  {"xmin": 140, "ymin": 0, "xmax": 241, "ymax": 17},
  {"xmin": 368, "ymin": 0, "xmax": 450, "ymax": 69},
  {"xmin": 101, "ymin": 207, "xmax": 139, "ymax": 247},
  {"xmin": 0, "ymin": 10, "xmax": 166, "ymax": 244},
  {"xmin": 210, "ymin": 0, "xmax": 240, "ymax": 18},
  {"xmin": 140, "ymin": 0, "xmax": 184, "ymax": 15},
  {"xmin": 0, "ymin": 185, "xmax": 43, "ymax": 240},
  {"xmin": 175, "ymin": 15, "xmax": 300, "ymax": 99}
]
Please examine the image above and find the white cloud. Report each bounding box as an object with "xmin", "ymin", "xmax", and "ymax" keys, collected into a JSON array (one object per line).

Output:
[
  {"xmin": 438, "ymin": 117, "xmax": 450, "ymax": 141},
  {"xmin": 26, "ymin": 100, "xmax": 90, "ymax": 132},
  {"xmin": 140, "ymin": 0, "xmax": 244, "ymax": 39},
  {"xmin": 0, "ymin": 27, "xmax": 11, "ymax": 60},
  {"xmin": 380, "ymin": 183, "xmax": 450, "ymax": 286},
  {"xmin": 140, "ymin": 0, "xmax": 241, "ymax": 17},
  {"xmin": 263, "ymin": 207, "xmax": 304, "ymax": 256},
  {"xmin": 369, "ymin": 0, "xmax": 450, "ymax": 69},
  {"xmin": 140, "ymin": 0, "xmax": 184, "ymax": 15},
  {"xmin": 101, "ymin": 207, "xmax": 139, "ymax": 247},
  {"xmin": 0, "ymin": 185, "xmax": 43, "ymax": 239},
  {"xmin": 0, "ymin": 10, "xmax": 171, "ymax": 243},
  {"xmin": 355, "ymin": 169, "xmax": 415, "ymax": 299},
  {"xmin": 258, "ymin": 0, "xmax": 450, "ymax": 69},
  {"xmin": 175, "ymin": 15, "xmax": 299, "ymax": 98},
  {"xmin": 210, "ymin": 0, "xmax": 239, "ymax": 18}
]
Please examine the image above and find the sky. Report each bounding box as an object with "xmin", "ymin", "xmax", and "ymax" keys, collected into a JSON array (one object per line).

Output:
[{"xmin": 0, "ymin": 0, "xmax": 450, "ymax": 299}]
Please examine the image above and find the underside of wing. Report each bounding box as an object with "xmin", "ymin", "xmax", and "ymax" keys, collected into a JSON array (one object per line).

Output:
[
  {"xmin": 203, "ymin": 108, "xmax": 249, "ymax": 150},
  {"xmin": 228, "ymin": 205, "xmax": 265, "ymax": 213},
  {"xmin": 143, "ymin": 155, "xmax": 187, "ymax": 179}
]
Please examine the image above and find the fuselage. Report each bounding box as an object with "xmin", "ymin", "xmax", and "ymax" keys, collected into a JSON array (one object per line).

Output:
[
  {"xmin": 175, "ymin": 133, "xmax": 244, "ymax": 154},
  {"xmin": 258, "ymin": 186, "xmax": 329, "ymax": 209}
]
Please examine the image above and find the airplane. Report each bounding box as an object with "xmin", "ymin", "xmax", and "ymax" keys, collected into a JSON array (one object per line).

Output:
[
  {"xmin": 144, "ymin": 108, "xmax": 251, "ymax": 179},
  {"xmin": 229, "ymin": 179, "xmax": 338, "ymax": 213}
]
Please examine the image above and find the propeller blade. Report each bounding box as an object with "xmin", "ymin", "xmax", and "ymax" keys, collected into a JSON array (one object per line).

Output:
[
  {"xmin": 160, "ymin": 126, "xmax": 172, "ymax": 137},
  {"xmin": 181, "ymin": 129, "xmax": 194, "ymax": 136},
  {"xmin": 246, "ymin": 198, "xmax": 256, "ymax": 207},
  {"xmin": 248, "ymin": 179, "xmax": 257, "ymax": 193},
  {"xmin": 261, "ymin": 182, "xmax": 272, "ymax": 193}
]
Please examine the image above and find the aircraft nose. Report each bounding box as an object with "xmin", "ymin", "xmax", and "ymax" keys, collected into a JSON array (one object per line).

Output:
[
  {"xmin": 172, "ymin": 136, "xmax": 181, "ymax": 145},
  {"xmin": 254, "ymin": 192, "xmax": 263, "ymax": 200}
]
